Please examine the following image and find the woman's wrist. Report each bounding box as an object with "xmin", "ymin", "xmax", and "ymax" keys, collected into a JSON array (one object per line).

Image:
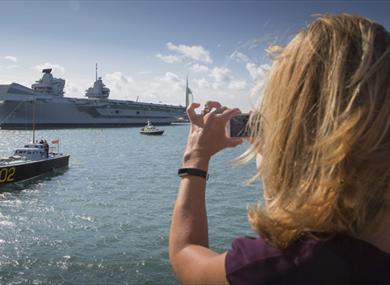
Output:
[{"xmin": 182, "ymin": 151, "xmax": 210, "ymax": 171}]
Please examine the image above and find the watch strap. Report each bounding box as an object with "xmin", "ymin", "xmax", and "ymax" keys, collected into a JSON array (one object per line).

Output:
[{"xmin": 178, "ymin": 168, "xmax": 209, "ymax": 180}]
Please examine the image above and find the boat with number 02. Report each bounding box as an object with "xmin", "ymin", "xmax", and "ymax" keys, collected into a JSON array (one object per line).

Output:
[{"xmin": 0, "ymin": 140, "xmax": 69, "ymax": 188}]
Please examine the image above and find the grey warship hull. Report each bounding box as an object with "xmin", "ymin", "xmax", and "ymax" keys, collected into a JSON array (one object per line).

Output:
[{"xmin": 0, "ymin": 84, "xmax": 186, "ymax": 130}]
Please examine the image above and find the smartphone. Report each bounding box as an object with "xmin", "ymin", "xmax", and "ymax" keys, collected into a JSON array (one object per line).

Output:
[{"xmin": 227, "ymin": 114, "xmax": 250, "ymax": 137}]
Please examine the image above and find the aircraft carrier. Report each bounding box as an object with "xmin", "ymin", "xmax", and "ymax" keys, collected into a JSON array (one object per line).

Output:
[{"xmin": 0, "ymin": 67, "xmax": 188, "ymax": 129}]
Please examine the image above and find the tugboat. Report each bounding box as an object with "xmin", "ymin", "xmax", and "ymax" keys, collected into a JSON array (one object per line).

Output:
[
  {"xmin": 140, "ymin": 120, "xmax": 164, "ymax": 135},
  {"xmin": 0, "ymin": 140, "xmax": 70, "ymax": 187}
]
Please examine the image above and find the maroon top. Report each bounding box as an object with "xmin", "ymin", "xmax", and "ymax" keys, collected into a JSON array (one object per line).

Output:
[{"xmin": 226, "ymin": 235, "xmax": 390, "ymax": 285}]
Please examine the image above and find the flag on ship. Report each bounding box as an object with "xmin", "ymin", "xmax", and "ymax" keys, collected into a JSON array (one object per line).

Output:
[{"xmin": 52, "ymin": 139, "xmax": 59, "ymax": 144}]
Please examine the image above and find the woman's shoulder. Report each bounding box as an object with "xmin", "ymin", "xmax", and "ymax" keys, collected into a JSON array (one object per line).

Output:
[
  {"xmin": 225, "ymin": 235, "xmax": 390, "ymax": 285},
  {"xmin": 225, "ymin": 236, "xmax": 299, "ymax": 284},
  {"xmin": 226, "ymin": 236, "xmax": 287, "ymax": 270}
]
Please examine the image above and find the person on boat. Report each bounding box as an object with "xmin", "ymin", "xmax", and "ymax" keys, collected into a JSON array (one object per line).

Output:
[
  {"xmin": 43, "ymin": 140, "xmax": 49, "ymax": 158},
  {"xmin": 170, "ymin": 14, "xmax": 390, "ymax": 284}
]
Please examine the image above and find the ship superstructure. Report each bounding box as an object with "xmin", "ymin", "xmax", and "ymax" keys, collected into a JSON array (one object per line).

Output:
[
  {"xmin": 0, "ymin": 66, "xmax": 187, "ymax": 129},
  {"xmin": 86, "ymin": 64, "xmax": 110, "ymax": 99},
  {"xmin": 32, "ymin": 68, "xmax": 65, "ymax": 96}
]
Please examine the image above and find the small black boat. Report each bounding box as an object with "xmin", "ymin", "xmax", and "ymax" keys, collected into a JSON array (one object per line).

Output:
[{"xmin": 0, "ymin": 142, "xmax": 69, "ymax": 187}]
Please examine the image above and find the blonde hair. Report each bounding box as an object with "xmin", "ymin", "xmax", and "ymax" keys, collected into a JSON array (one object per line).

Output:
[{"xmin": 246, "ymin": 14, "xmax": 390, "ymax": 249}]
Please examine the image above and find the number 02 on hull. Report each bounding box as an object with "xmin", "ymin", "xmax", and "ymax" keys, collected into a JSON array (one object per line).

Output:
[{"xmin": 0, "ymin": 156, "xmax": 69, "ymax": 187}]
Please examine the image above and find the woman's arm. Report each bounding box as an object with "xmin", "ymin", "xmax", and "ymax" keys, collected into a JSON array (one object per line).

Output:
[
  {"xmin": 170, "ymin": 172, "xmax": 228, "ymax": 284},
  {"xmin": 169, "ymin": 102, "xmax": 242, "ymax": 284}
]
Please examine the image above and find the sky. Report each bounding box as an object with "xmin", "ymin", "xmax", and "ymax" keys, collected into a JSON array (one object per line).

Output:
[{"xmin": 0, "ymin": 0, "xmax": 389, "ymax": 111}]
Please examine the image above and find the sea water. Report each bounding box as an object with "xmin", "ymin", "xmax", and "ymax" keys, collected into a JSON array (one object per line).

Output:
[{"xmin": 0, "ymin": 125, "xmax": 262, "ymax": 284}]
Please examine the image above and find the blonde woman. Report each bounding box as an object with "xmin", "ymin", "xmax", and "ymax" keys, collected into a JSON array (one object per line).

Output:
[{"xmin": 170, "ymin": 14, "xmax": 390, "ymax": 284}]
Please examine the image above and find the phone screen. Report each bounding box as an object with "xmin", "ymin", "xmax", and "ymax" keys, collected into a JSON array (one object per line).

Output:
[{"xmin": 229, "ymin": 114, "xmax": 250, "ymax": 137}]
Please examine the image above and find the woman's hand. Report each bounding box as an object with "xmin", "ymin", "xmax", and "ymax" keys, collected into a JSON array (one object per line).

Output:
[{"xmin": 182, "ymin": 101, "xmax": 244, "ymax": 170}]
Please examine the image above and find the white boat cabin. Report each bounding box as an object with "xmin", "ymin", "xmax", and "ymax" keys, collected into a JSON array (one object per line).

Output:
[
  {"xmin": 13, "ymin": 143, "xmax": 48, "ymax": 161},
  {"xmin": 143, "ymin": 120, "xmax": 157, "ymax": 131}
]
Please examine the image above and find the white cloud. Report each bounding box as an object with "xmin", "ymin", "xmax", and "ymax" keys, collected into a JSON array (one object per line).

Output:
[
  {"xmin": 244, "ymin": 38, "xmax": 262, "ymax": 50},
  {"xmin": 96, "ymin": 71, "xmax": 253, "ymax": 111},
  {"xmin": 4, "ymin": 56, "xmax": 17, "ymax": 62},
  {"xmin": 62, "ymin": 78, "xmax": 97, "ymax": 98},
  {"xmin": 190, "ymin": 64, "xmax": 209, "ymax": 73},
  {"xmin": 149, "ymin": 91, "xmax": 159, "ymax": 100},
  {"xmin": 105, "ymin": 71, "xmax": 133, "ymax": 84},
  {"xmin": 158, "ymin": 72, "xmax": 183, "ymax": 91},
  {"xmin": 138, "ymin": 71, "xmax": 151, "ymax": 75},
  {"xmin": 34, "ymin": 63, "xmax": 66, "ymax": 73},
  {"xmin": 150, "ymin": 82, "xmax": 161, "ymax": 88},
  {"xmin": 104, "ymin": 71, "xmax": 134, "ymax": 93},
  {"xmin": 228, "ymin": 80, "xmax": 247, "ymax": 90},
  {"xmin": 193, "ymin": 78, "xmax": 210, "ymax": 89},
  {"xmin": 230, "ymin": 51, "xmax": 249, "ymax": 63},
  {"xmin": 159, "ymin": 72, "xmax": 180, "ymax": 84},
  {"xmin": 249, "ymin": 79, "xmax": 266, "ymax": 107},
  {"xmin": 209, "ymin": 67, "xmax": 231, "ymax": 83},
  {"xmin": 64, "ymin": 80, "xmax": 87, "ymax": 98},
  {"xmin": 246, "ymin": 62, "xmax": 270, "ymax": 80},
  {"xmin": 156, "ymin": 53, "xmax": 182, "ymax": 64},
  {"xmin": 167, "ymin": 42, "xmax": 212, "ymax": 64},
  {"xmin": 211, "ymin": 82, "xmax": 223, "ymax": 90},
  {"xmin": 6, "ymin": 65, "xmax": 19, "ymax": 69}
]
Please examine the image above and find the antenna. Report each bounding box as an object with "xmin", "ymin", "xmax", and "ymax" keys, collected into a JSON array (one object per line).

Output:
[
  {"xmin": 32, "ymin": 99, "xmax": 36, "ymax": 143},
  {"xmin": 95, "ymin": 63, "xmax": 98, "ymax": 81}
]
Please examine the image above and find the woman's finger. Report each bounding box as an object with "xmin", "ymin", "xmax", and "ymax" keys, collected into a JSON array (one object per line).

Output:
[
  {"xmin": 211, "ymin": 106, "xmax": 227, "ymax": 115},
  {"xmin": 186, "ymin": 102, "xmax": 201, "ymax": 122},
  {"xmin": 220, "ymin": 108, "xmax": 241, "ymax": 123},
  {"xmin": 220, "ymin": 106, "xmax": 228, "ymax": 112},
  {"xmin": 225, "ymin": 137, "xmax": 244, "ymax": 148},
  {"xmin": 204, "ymin": 101, "xmax": 222, "ymax": 110}
]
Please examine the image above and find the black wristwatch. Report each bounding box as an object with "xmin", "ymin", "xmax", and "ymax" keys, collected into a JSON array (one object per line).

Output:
[{"xmin": 178, "ymin": 168, "xmax": 209, "ymax": 180}]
